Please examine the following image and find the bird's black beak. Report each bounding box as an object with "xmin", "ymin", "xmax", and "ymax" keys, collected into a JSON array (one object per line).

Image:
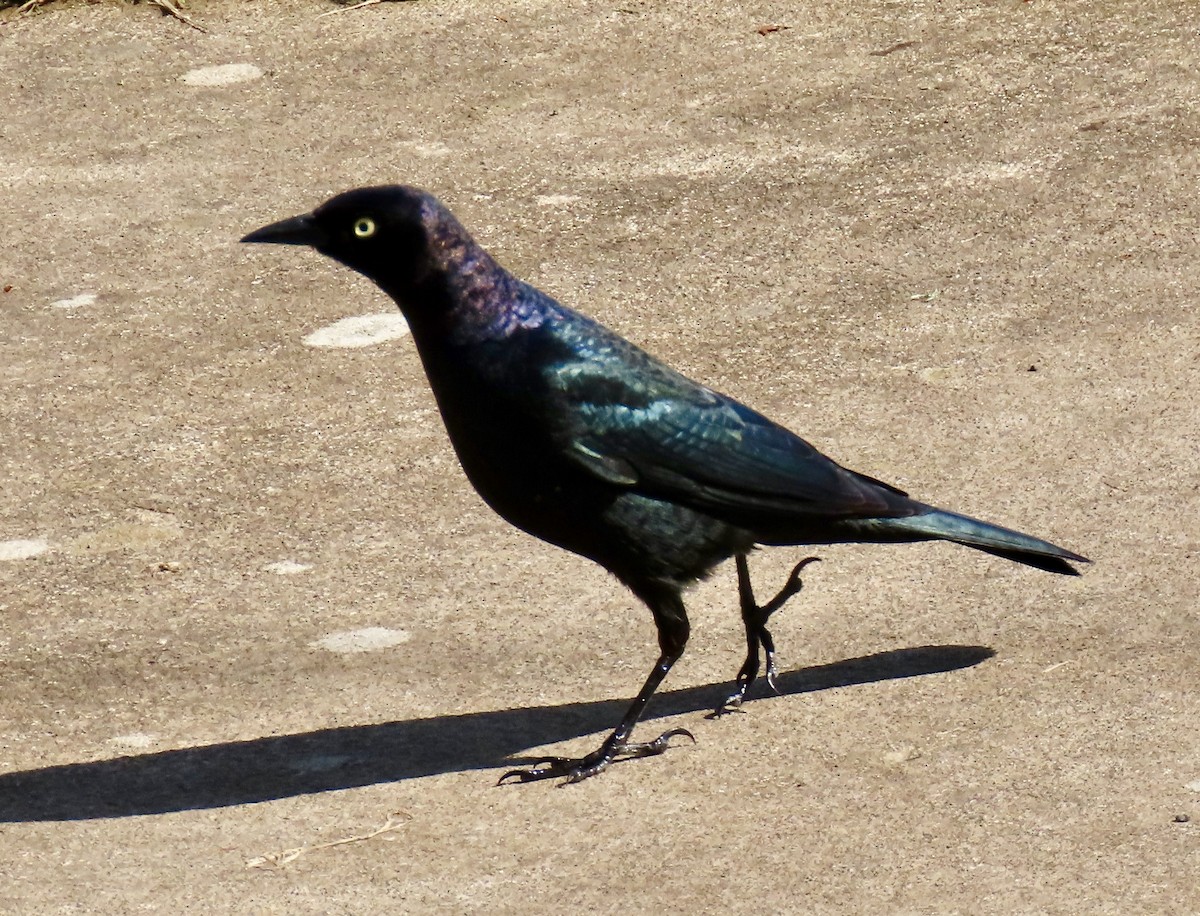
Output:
[{"xmin": 241, "ymin": 213, "xmax": 327, "ymax": 248}]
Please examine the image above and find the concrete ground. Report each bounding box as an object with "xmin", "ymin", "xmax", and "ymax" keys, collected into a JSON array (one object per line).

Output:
[{"xmin": 1, "ymin": 1, "xmax": 1196, "ymax": 912}]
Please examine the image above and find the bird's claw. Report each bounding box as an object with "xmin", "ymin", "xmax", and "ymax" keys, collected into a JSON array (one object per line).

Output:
[
  {"xmin": 764, "ymin": 649, "xmax": 780, "ymax": 695},
  {"xmin": 714, "ymin": 555, "xmax": 820, "ymax": 716},
  {"xmin": 709, "ymin": 664, "xmax": 756, "ymax": 717},
  {"xmin": 713, "ymin": 653, "xmax": 778, "ymax": 714},
  {"xmin": 496, "ymin": 755, "xmax": 575, "ymax": 785},
  {"xmin": 497, "ymin": 728, "xmax": 695, "ymax": 786}
]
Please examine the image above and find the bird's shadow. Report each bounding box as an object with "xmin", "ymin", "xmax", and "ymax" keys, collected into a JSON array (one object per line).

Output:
[{"xmin": 0, "ymin": 645, "xmax": 993, "ymax": 822}]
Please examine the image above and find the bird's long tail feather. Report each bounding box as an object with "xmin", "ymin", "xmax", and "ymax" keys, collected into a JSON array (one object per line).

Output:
[{"xmin": 863, "ymin": 508, "xmax": 1089, "ymax": 575}]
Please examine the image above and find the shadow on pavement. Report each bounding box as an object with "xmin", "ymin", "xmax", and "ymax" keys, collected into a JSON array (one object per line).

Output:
[{"xmin": 0, "ymin": 644, "xmax": 994, "ymax": 821}]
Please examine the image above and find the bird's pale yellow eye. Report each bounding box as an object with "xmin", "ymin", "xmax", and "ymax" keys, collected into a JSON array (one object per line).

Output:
[{"xmin": 353, "ymin": 217, "xmax": 377, "ymax": 238}]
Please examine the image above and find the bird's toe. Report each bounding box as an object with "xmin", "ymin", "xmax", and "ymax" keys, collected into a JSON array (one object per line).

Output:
[{"xmin": 499, "ymin": 729, "xmax": 694, "ymax": 785}]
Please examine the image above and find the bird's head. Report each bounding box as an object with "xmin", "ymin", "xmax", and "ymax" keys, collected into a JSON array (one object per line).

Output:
[
  {"xmin": 243, "ymin": 184, "xmax": 526, "ymax": 342},
  {"xmin": 242, "ymin": 185, "xmax": 454, "ymax": 295}
]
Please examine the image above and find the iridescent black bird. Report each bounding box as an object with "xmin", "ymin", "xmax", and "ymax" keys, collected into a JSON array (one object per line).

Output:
[{"xmin": 243, "ymin": 186, "xmax": 1088, "ymax": 783}]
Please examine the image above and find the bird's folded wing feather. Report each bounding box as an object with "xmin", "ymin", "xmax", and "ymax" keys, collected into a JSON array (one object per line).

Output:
[{"xmin": 549, "ymin": 357, "xmax": 908, "ymax": 521}]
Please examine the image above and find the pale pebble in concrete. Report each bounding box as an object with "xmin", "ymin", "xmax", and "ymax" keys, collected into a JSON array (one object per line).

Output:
[
  {"xmin": 918, "ymin": 366, "xmax": 960, "ymax": 385},
  {"xmin": 0, "ymin": 538, "xmax": 50, "ymax": 561},
  {"xmin": 311, "ymin": 627, "xmax": 411, "ymax": 654},
  {"xmin": 180, "ymin": 63, "xmax": 263, "ymax": 87},
  {"xmin": 50, "ymin": 292, "xmax": 96, "ymax": 309},
  {"xmin": 535, "ymin": 193, "xmax": 582, "ymax": 207},
  {"xmin": 303, "ymin": 313, "xmax": 410, "ymax": 349},
  {"xmin": 397, "ymin": 140, "xmax": 453, "ymax": 158},
  {"xmin": 264, "ymin": 560, "xmax": 313, "ymax": 575},
  {"xmin": 107, "ymin": 733, "xmax": 156, "ymax": 751}
]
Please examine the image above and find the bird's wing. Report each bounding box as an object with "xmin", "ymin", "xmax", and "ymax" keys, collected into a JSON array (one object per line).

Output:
[{"xmin": 547, "ymin": 349, "xmax": 910, "ymax": 523}]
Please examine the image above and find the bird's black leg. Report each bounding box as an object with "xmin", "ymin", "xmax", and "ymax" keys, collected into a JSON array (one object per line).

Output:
[
  {"xmin": 711, "ymin": 553, "xmax": 821, "ymax": 716},
  {"xmin": 499, "ymin": 589, "xmax": 694, "ymax": 785}
]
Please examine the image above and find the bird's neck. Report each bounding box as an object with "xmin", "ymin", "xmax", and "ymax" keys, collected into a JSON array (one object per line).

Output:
[{"xmin": 395, "ymin": 221, "xmax": 545, "ymax": 346}]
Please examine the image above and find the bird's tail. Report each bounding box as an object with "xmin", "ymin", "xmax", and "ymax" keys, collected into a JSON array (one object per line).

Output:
[{"xmin": 859, "ymin": 507, "xmax": 1089, "ymax": 575}]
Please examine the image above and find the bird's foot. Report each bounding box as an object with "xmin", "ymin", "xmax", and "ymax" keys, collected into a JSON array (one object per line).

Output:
[
  {"xmin": 711, "ymin": 556, "xmax": 820, "ymax": 717},
  {"xmin": 497, "ymin": 727, "xmax": 695, "ymax": 785},
  {"xmin": 710, "ymin": 648, "xmax": 777, "ymax": 720},
  {"xmin": 709, "ymin": 662, "xmax": 755, "ymax": 718}
]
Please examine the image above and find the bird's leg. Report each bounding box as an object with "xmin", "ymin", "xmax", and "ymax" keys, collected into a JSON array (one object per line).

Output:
[
  {"xmin": 712, "ymin": 553, "xmax": 821, "ymax": 716},
  {"xmin": 499, "ymin": 592, "xmax": 693, "ymax": 785}
]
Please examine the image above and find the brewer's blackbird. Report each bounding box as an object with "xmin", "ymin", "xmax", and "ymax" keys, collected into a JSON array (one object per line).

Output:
[{"xmin": 242, "ymin": 185, "xmax": 1088, "ymax": 784}]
